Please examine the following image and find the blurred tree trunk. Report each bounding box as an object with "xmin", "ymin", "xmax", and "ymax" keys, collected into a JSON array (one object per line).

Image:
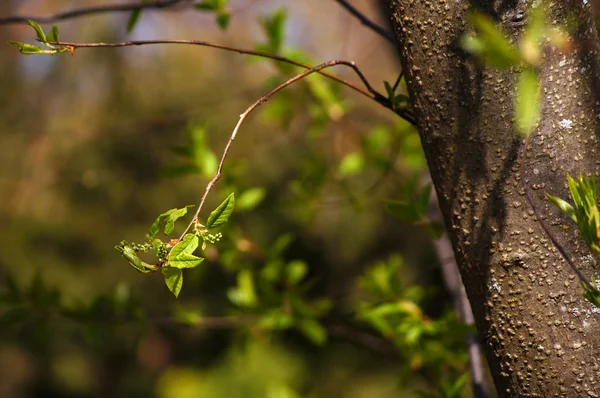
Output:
[{"xmin": 384, "ymin": 0, "xmax": 600, "ymax": 396}]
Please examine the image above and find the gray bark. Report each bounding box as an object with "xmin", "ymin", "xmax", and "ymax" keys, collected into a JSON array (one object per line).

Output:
[{"xmin": 384, "ymin": 0, "xmax": 600, "ymax": 396}]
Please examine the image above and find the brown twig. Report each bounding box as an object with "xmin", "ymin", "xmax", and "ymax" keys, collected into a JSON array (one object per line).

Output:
[
  {"xmin": 520, "ymin": 134, "xmax": 600, "ymax": 296},
  {"xmin": 0, "ymin": 0, "xmax": 187, "ymax": 25},
  {"xmin": 333, "ymin": 0, "xmax": 395, "ymax": 43},
  {"xmin": 48, "ymin": 39, "xmax": 415, "ymax": 124},
  {"xmin": 174, "ymin": 60, "xmax": 376, "ymax": 246}
]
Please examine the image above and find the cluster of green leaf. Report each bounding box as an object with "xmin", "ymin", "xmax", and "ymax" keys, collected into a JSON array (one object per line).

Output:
[
  {"xmin": 386, "ymin": 183, "xmax": 444, "ymax": 240},
  {"xmin": 8, "ymin": 20, "xmax": 68, "ymax": 55},
  {"xmin": 383, "ymin": 77, "xmax": 410, "ymax": 112},
  {"xmin": 116, "ymin": 193, "xmax": 234, "ymax": 297},
  {"xmin": 461, "ymin": 6, "xmax": 568, "ymax": 135},
  {"xmin": 225, "ymin": 234, "xmax": 332, "ymax": 346},
  {"xmin": 547, "ymin": 173, "xmax": 600, "ymax": 257},
  {"xmin": 355, "ymin": 255, "xmax": 471, "ymax": 393},
  {"xmin": 547, "ymin": 173, "xmax": 600, "ymax": 308}
]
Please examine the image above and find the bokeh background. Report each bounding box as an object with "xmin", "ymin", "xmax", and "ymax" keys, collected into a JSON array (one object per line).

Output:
[{"xmin": 0, "ymin": 1, "xmax": 472, "ymax": 397}]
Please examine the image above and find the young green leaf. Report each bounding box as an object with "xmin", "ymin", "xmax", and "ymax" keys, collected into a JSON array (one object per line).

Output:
[
  {"xmin": 385, "ymin": 200, "xmax": 421, "ymax": 223},
  {"xmin": 169, "ymin": 234, "xmax": 204, "ymax": 269},
  {"xmin": 515, "ymin": 68, "xmax": 540, "ymax": 136},
  {"xmin": 422, "ymin": 221, "xmax": 445, "ymax": 240},
  {"xmin": 286, "ymin": 260, "xmax": 308, "ymax": 285},
  {"xmin": 147, "ymin": 205, "xmax": 194, "ymax": 239},
  {"xmin": 217, "ymin": 11, "xmax": 231, "ymax": 30},
  {"xmin": 260, "ymin": 9, "xmax": 286, "ymax": 53},
  {"xmin": 462, "ymin": 12, "xmax": 521, "ymax": 69},
  {"xmin": 298, "ymin": 318, "xmax": 327, "ymax": 345},
  {"xmin": 27, "ymin": 20, "xmax": 46, "ymax": 42},
  {"xmin": 416, "ymin": 184, "xmax": 432, "ymax": 217},
  {"xmin": 384, "ymin": 80, "xmax": 394, "ymax": 98},
  {"xmin": 581, "ymin": 277, "xmax": 600, "ymax": 309},
  {"xmin": 46, "ymin": 25, "xmax": 59, "ymax": 42},
  {"xmin": 115, "ymin": 241, "xmax": 155, "ymax": 273},
  {"xmin": 8, "ymin": 41, "xmax": 55, "ymax": 55},
  {"xmin": 546, "ymin": 194, "xmax": 576, "ymax": 223},
  {"xmin": 338, "ymin": 152, "xmax": 365, "ymax": 177},
  {"xmin": 548, "ymin": 173, "xmax": 600, "ymax": 257},
  {"xmin": 206, "ymin": 193, "xmax": 235, "ymax": 229},
  {"xmin": 227, "ymin": 269, "xmax": 257, "ymax": 308},
  {"xmin": 162, "ymin": 267, "xmax": 183, "ymax": 298},
  {"xmin": 127, "ymin": 9, "xmax": 143, "ymax": 33}
]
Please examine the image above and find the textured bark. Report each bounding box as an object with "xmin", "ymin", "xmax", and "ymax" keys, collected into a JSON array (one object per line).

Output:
[{"xmin": 384, "ymin": 0, "xmax": 600, "ymax": 396}]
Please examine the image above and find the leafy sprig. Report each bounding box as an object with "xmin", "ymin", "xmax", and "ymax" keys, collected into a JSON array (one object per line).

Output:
[
  {"xmin": 8, "ymin": 20, "xmax": 70, "ymax": 55},
  {"xmin": 116, "ymin": 194, "xmax": 235, "ymax": 297}
]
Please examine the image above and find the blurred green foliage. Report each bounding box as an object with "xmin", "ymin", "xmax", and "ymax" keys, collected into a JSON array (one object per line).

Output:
[{"xmin": 0, "ymin": 1, "xmax": 474, "ymax": 397}]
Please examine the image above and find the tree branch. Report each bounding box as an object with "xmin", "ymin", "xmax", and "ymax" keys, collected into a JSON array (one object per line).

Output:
[
  {"xmin": 0, "ymin": 0, "xmax": 187, "ymax": 25},
  {"xmin": 48, "ymin": 39, "xmax": 415, "ymax": 124},
  {"xmin": 333, "ymin": 0, "xmax": 395, "ymax": 44}
]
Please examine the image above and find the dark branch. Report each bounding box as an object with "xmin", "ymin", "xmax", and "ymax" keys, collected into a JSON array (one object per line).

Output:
[
  {"xmin": 333, "ymin": 0, "xmax": 395, "ymax": 43},
  {"xmin": 0, "ymin": 0, "xmax": 186, "ymax": 25}
]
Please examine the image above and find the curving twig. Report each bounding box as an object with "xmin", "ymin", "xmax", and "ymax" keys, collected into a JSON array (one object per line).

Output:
[
  {"xmin": 520, "ymin": 134, "xmax": 600, "ymax": 296},
  {"xmin": 0, "ymin": 0, "xmax": 186, "ymax": 25},
  {"xmin": 175, "ymin": 60, "xmax": 374, "ymax": 245},
  {"xmin": 333, "ymin": 0, "xmax": 395, "ymax": 43},
  {"xmin": 48, "ymin": 39, "xmax": 415, "ymax": 124}
]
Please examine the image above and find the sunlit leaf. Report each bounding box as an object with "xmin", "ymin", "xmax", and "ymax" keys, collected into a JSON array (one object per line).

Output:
[
  {"xmin": 547, "ymin": 194, "xmax": 576, "ymax": 223},
  {"xmin": 8, "ymin": 41, "xmax": 55, "ymax": 54},
  {"xmin": 27, "ymin": 20, "xmax": 46, "ymax": 42},
  {"xmin": 162, "ymin": 267, "xmax": 183, "ymax": 298},
  {"xmin": 286, "ymin": 260, "xmax": 308, "ymax": 285},
  {"xmin": 46, "ymin": 25, "xmax": 59, "ymax": 42},
  {"xmin": 227, "ymin": 269, "xmax": 257, "ymax": 308},
  {"xmin": 386, "ymin": 200, "xmax": 421, "ymax": 223},
  {"xmin": 298, "ymin": 318, "xmax": 327, "ymax": 345},
  {"xmin": 147, "ymin": 205, "xmax": 194, "ymax": 239},
  {"xmin": 169, "ymin": 234, "xmax": 204, "ymax": 269},
  {"xmin": 206, "ymin": 193, "xmax": 235, "ymax": 229}
]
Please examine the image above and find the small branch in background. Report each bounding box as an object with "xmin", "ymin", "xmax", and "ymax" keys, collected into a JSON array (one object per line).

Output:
[
  {"xmin": 520, "ymin": 135, "xmax": 600, "ymax": 296},
  {"xmin": 48, "ymin": 39, "xmax": 415, "ymax": 124},
  {"xmin": 0, "ymin": 0, "xmax": 187, "ymax": 25},
  {"xmin": 333, "ymin": 0, "xmax": 396, "ymax": 44},
  {"xmin": 428, "ymin": 188, "xmax": 490, "ymax": 398}
]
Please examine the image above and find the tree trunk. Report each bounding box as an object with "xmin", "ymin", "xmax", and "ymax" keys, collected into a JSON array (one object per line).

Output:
[{"xmin": 384, "ymin": 0, "xmax": 600, "ymax": 396}]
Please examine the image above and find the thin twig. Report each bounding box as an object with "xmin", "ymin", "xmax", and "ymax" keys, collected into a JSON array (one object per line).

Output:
[
  {"xmin": 0, "ymin": 0, "xmax": 186, "ymax": 25},
  {"xmin": 520, "ymin": 134, "xmax": 600, "ymax": 296},
  {"xmin": 175, "ymin": 60, "xmax": 373, "ymax": 245},
  {"xmin": 333, "ymin": 0, "xmax": 396, "ymax": 44},
  {"xmin": 49, "ymin": 39, "xmax": 415, "ymax": 124},
  {"xmin": 391, "ymin": 71, "xmax": 403, "ymax": 93}
]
